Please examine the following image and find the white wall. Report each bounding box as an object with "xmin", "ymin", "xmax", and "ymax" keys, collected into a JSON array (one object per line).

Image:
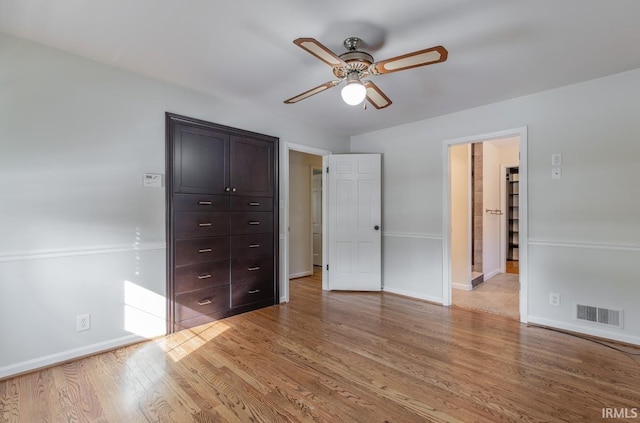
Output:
[
  {"xmin": 0, "ymin": 33, "xmax": 349, "ymax": 378},
  {"xmin": 352, "ymin": 67, "xmax": 640, "ymax": 345},
  {"xmin": 288, "ymin": 151, "xmax": 322, "ymax": 278}
]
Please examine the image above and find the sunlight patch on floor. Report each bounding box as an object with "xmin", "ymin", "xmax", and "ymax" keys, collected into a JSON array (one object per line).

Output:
[{"xmin": 158, "ymin": 321, "xmax": 231, "ymax": 362}]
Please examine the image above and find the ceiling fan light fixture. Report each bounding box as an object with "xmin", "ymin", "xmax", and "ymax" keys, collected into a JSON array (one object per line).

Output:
[{"xmin": 341, "ymin": 74, "xmax": 367, "ymax": 106}]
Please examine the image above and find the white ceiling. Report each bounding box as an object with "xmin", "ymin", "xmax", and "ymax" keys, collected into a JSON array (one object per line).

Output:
[{"xmin": 2, "ymin": 0, "xmax": 640, "ymax": 136}]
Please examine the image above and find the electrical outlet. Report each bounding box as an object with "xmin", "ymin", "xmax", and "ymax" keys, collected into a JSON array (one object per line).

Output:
[
  {"xmin": 549, "ymin": 293, "xmax": 560, "ymax": 307},
  {"xmin": 77, "ymin": 314, "xmax": 91, "ymax": 331},
  {"xmin": 551, "ymin": 153, "xmax": 562, "ymax": 166}
]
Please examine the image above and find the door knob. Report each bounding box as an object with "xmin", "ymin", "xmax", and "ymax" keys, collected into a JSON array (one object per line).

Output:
[
  {"xmin": 225, "ymin": 187, "xmax": 230, "ymax": 192},
  {"xmin": 374, "ymin": 225, "xmax": 380, "ymax": 230}
]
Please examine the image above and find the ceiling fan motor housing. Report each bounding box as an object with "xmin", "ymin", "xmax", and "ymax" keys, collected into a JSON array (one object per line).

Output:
[{"xmin": 333, "ymin": 50, "xmax": 374, "ymax": 78}]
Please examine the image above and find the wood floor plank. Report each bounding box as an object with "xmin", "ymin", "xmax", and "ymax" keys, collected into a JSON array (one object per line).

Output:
[{"xmin": 2, "ymin": 270, "xmax": 640, "ymax": 422}]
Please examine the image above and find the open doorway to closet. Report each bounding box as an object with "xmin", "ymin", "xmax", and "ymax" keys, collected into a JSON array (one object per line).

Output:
[
  {"xmin": 447, "ymin": 133, "xmax": 524, "ymax": 320},
  {"xmin": 288, "ymin": 150, "xmax": 323, "ymax": 293}
]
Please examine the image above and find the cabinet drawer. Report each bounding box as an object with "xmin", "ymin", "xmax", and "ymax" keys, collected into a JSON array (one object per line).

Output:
[
  {"xmin": 230, "ymin": 212, "xmax": 273, "ymax": 235},
  {"xmin": 175, "ymin": 237, "xmax": 229, "ymax": 266},
  {"xmin": 175, "ymin": 261, "xmax": 230, "ymax": 294},
  {"xmin": 230, "ymin": 196, "xmax": 273, "ymax": 212},
  {"xmin": 231, "ymin": 278, "xmax": 274, "ymax": 308},
  {"xmin": 175, "ymin": 211, "xmax": 229, "ymax": 239},
  {"xmin": 175, "ymin": 285, "xmax": 230, "ymax": 322},
  {"xmin": 230, "ymin": 234, "xmax": 273, "ymax": 259},
  {"xmin": 174, "ymin": 193, "xmax": 229, "ymax": 212},
  {"xmin": 175, "ymin": 310, "xmax": 233, "ymax": 331},
  {"xmin": 231, "ymin": 256, "xmax": 274, "ymax": 284}
]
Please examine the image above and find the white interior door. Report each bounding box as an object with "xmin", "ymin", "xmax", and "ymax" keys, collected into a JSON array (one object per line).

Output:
[{"xmin": 327, "ymin": 154, "xmax": 381, "ymax": 291}]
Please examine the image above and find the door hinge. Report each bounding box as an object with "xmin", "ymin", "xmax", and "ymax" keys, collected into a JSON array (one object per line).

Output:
[
  {"xmin": 326, "ymin": 264, "xmax": 329, "ymax": 271},
  {"xmin": 326, "ymin": 166, "xmax": 329, "ymax": 174}
]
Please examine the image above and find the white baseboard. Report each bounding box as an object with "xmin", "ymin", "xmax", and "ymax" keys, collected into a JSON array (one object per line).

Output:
[
  {"xmin": 0, "ymin": 334, "xmax": 148, "ymax": 380},
  {"xmin": 289, "ymin": 271, "xmax": 312, "ymax": 279},
  {"xmin": 452, "ymin": 282, "xmax": 473, "ymax": 291},
  {"xmin": 527, "ymin": 316, "xmax": 640, "ymax": 346},
  {"xmin": 382, "ymin": 286, "xmax": 442, "ymax": 304},
  {"xmin": 484, "ymin": 268, "xmax": 502, "ymax": 280}
]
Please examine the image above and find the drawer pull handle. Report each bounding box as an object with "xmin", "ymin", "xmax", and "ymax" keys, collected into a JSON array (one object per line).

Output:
[
  {"xmin": 198, "ymin": 222, "xmax": 212, "ymax": 227},
  {"xmin": 198, "ymin": 201, "xmax": 212, "ymax": 205},
  {"xmin": 249, "ymin": 221, "xmax": 261, "ymax": 225},
  {"xmin": 198, "ymin": 298, "xmax": 213, "ymax": 306},
  {"xmin": 248, "ymin": 266, "xmax": 261, "ymax": 271},
  {"xmin": 197, "ymin": 274, "xmax": 212, "ymax": 279},
  {"xmin": 249, "ymin": 202, "xmax": 261, "ymax": 206},
  {"xmin": 248, "ymin": 289, "xmax": 261, "ymax": 294},
  {"xmin": 198, "ymin": 248, "xmax": 213, "ymax": 253},
  {"xmin": 249, "ymin": 244, "xmax": 260, "ymax": 248}
]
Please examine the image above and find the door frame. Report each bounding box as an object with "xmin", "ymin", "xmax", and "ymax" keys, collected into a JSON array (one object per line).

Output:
[
  {"xmin": 281, "ymin": 142, "xmax": 331, "ymax": 303},
  {"xmin": 442, "ymin": 127, "xmax": 528, "ymax": 323}
]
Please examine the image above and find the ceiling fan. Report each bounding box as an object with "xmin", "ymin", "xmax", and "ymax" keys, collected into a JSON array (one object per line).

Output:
[{"xmin": 284, "ymin": 37, "xmax": 448, "ymax": 109}]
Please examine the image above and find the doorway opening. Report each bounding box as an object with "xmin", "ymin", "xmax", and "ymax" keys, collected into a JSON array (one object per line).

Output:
[
  {"xmin": 282, "ymin": 143, "xmax": 330, "ymax": 303},
  {"xmin": 443, "ymin": 127, "xmax": 528, "ymax": 323},
  {"xmin": 504, "ymin": 166, "xmax": 520, "ymax": 276},
  {"xmin": 288, "ymin": 150, "xmax": 323, "ymax": 284}
]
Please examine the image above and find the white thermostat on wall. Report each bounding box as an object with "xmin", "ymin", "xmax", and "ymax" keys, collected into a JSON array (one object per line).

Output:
[{"xmin": 143, "ymin": 173, "xmax": 163, "ymax": 188}]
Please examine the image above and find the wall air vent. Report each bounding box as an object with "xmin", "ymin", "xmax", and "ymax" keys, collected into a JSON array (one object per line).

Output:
[{"xmin": 575, "ymin": 304, "xmax": 623, "ymax": 328}]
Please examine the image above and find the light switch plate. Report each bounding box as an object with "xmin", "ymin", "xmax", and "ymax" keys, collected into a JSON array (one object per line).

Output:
[
  {"xmin": 551, "ymin": 153, "xmax": 562, "ymax": 166},
  {"xmin": 552, "ymin": 167, "xmax": 562, "ymax": 180}
]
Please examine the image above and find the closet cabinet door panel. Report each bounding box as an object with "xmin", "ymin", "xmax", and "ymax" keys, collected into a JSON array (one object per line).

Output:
[
  {"xmin": 174, "ymin": 194, "xmax": 229, "ymax": 212},
  {"xmin": 175, "ymin": 285, "xmax": 230, "ymax": 321},
  {"xmin": 174, "ymin": 125, "xmax": 229, "ymax": 194},
  {"xmin": 230, "ymin": 212, "xmax": 273, "ymax": 235},
  {"xmin": 175, "ymin": 237, "xmax": 229, "ymax": 266},
  {"xmin": 231, "ymin": 279, "xmax": 274, "ymax": 308},
  {"xmin": 174, "ymin": 261, "xmax": 230, "ymax": 294},
  {"xmin": 230, "ymin": 234, "xmax": 273, "ymax": 259},
  {"xmin": 175, "ymin": 211, "xmax": 230, "ymax": 239},
  {"xmin": 230, "ymin": 137, "xmax": 274, "ymax": 197},
  {"xmin": 230, "ymin": 256, "xmax": 274, "ymax": 284},
  {"xmin": 230, "ymin": 196, "xmax": 273, "ymax": 212},
  {"xmin": 175, "ymin": 311, "xmax": 233, "ymax": 331}
]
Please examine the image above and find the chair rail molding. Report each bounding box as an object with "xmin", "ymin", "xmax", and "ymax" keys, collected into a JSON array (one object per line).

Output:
[{"xmin": 0, "ymin": 242, "xmax": 166, "ymax": 263}]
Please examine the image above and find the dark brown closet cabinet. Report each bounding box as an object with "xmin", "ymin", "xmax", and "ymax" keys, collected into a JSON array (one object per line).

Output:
[{"xmin": 166, "ymin": 113, "xmax": 278, "ymax": 332}]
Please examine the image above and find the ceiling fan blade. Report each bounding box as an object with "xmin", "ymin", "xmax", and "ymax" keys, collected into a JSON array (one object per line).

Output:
[
  {"xmin": 370, "ymin": 46, "xmax": 448, "ymax": 75},
  {"xmin": 293, "ymin": 38, "xmax": 347, "ymax": 68},
  {"xmin": 364, "ymin": 81, "xmax": 392, "ymax": 109},
  {"xmin": 284, "ymin": 80, "xmax": 341, "ymax": 104}
]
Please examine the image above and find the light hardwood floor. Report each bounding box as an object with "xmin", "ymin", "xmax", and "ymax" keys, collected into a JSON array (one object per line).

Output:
[
  {"xmin": 2, "ymin": 272, "xmax": 639, "ymax": 422},
  {"xmin": 505, "ymin": 260, "xmax": 519, "ymax": 274},
  {"xmin": 452, "ymin": 273, "xmax": 520, "ymax": 319}
]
